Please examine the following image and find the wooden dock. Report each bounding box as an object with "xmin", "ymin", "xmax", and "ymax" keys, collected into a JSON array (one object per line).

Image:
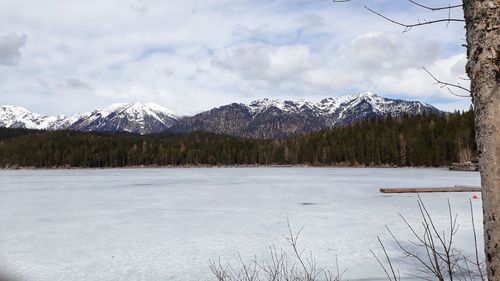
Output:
[{"xmin": 380, "ymin": 185, "xmax": 482, "ymax": 193}]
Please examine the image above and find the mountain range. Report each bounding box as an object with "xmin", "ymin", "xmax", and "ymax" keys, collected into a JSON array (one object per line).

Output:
[{"xmin": 0, "ymin": 92, "xmax": 441, "ymax": 138}]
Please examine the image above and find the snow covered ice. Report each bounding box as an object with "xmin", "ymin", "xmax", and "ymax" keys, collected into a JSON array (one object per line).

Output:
[{"xmin": 0, "ymin": 168, "xmax": 482, "ymax": 280}]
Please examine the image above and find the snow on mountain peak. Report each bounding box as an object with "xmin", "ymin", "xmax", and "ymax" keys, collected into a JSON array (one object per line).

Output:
[
  {"xmin": 99, "ymin": 102, "xmax": 177, "ymax": 117},
  {"xmin": 249, "ymin": 98, "xmax": 288, "ymax": 113},
  {"xmin": 0, "ymin": 105, "xmax": 71, "ymax": 130},
  {"xmin": 0, "ymin": 102, "xmax": 180, "ymax": 134},
  {"xmin": 0, "ymin": 105, "xmax": 36, "ymax": 117},
  {"xmin": 243, "ymin": 92, "xmax": 437, "ymax": 119},
  {"xmin": 144, "ymin": 103, "xmax": 177, "ymax": 117},
  {"xmin": 247, "ymin": 97, "xmax": 322, "ymax": 115},
  {"xmin": 67, "ymin": 102, "xmax": 180, "ymax": 134},
  {"xmin": 0, "ymin": 94, "xmax": 440, "ymax": 136},
  {"xmin": 246, "ymin": 92, "xmax": 383, "ymax": 115}
]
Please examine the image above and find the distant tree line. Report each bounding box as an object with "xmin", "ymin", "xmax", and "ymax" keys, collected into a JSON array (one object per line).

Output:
[{"xmin": 0, "ymin": 109, "xmax": 476, "ymax": 168}]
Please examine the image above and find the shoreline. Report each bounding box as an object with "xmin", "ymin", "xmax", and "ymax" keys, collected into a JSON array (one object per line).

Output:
[{"xmin": 0, "ymin": 163, "xmax": 453, "ymax": 171}]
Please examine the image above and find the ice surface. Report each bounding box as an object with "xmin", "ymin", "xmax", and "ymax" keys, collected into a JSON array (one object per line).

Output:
[{"xmin": 0, "ymin": 168, "xmax": 482, "ymax": 281}]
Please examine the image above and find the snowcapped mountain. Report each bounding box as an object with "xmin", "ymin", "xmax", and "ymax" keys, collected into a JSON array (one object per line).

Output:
[
  {"xmin": 68, "ymin": 102, "xmax": 179, "ymax": 134},
  {"xmin": 0, "ymin": 93, "xmax": 440, "ymax": 137},
  {"xmin": 0, "ymin": 102, "xmax": 179, "ymax": 134},
  {"xmin": 169, "ymin": 92, "xmax": 441, "ymax": 138},
  {"xmin": 314, "ymin": 91, "xmax": 439, "ymax": 126},
  {"xmin": 0, "ymin": 105, "xmax": 73, "ymax": 130},
  {"xmin": 245, "ymin": 92, "xmax": 435, "ymax": 122}
]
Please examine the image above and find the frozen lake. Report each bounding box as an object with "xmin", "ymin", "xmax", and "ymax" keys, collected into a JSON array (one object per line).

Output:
[{"xmin": 0, "ymin": 167, "xmax": 482, "ymax": 281}]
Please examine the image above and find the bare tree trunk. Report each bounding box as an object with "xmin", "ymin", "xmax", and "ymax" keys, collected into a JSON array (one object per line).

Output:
[{"xmin": 463, "ymin": 0, "xmax": 500, "ymax": 279}]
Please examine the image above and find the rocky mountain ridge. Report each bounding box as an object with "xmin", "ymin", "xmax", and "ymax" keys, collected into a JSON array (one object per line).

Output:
[
  {"xmin": 169, "ymin": 92, "xmax": 441, "ymax": 138},
  {"xmin": 0, "ymin": 92, "xmax": 441, "ymax": 138}
]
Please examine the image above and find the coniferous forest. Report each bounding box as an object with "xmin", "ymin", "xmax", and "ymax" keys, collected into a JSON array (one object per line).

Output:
[{"xmin": 0, "ymin": 109, "xmax": 476, "ymax": 168}]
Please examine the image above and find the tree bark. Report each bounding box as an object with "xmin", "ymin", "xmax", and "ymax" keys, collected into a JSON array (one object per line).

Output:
[{"xmin": 463, "ymin": 0, "xmax": 500, "ymax": 279}]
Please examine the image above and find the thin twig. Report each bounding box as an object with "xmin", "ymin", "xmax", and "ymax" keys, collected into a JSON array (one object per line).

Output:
[
  {"xmin": 422, "ymin": 67, "xmax": 471, "ymax": 97},
  {"xmin": 408, "ymin": 0, "xmax": 463, "ymax": 11},
  {"xmin": 364, "ymin": 6, "xmax": 464, "ymax": 32}
]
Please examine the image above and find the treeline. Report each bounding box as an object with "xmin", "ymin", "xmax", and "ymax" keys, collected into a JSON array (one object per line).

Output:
[{"xmin": 0, "ymin": 110, "xmax": 476, "ymax": 168}]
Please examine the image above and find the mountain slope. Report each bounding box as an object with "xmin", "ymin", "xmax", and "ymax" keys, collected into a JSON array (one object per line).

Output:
[
  {"xmin": 0, "ymin": 105, "xmax": 73, "ymax": 130},
  {"xmin": 68, "ymin": 102, "xmax": 179, "ymax": 134},
  {"xmin": 0, "ymin": 93, "xmax": 441, "ymax": 137},
  {"xmin": 169, "ymin": 92, "xmax": 441, "ymax": 138},
  {"xmin": 0, "ymin": 103, "xmax": 179, "ymax": 134}
]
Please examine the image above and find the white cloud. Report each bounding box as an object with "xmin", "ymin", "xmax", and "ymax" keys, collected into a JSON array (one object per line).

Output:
[
  {"xmin": 345, "ymin": 32, "xmax": 440, "ymax": 73},
  {"xmin": 212, "ymin": 43, "xmax": 313, "ymax": 84},
  {"xmin": 371, "ymin": 53, "xmax": 469, "ymax": 99},
  {"xmin": 129, "ymin": 0, "xmax": 148, "ymax": 13},
  {"xmin": 66, "ymin": 78, "xmax": 92, "ymax": 90},
  {"xmin": 211, "ymin": 32, "xmax": 468, "ymax": 105},
  {"xmin": 0, "ymin": 0, "xmax": 471, "ymax": 115},
  {"xmin": 0, "ymin": 33, "xmax": 27, "ymax": 65}
]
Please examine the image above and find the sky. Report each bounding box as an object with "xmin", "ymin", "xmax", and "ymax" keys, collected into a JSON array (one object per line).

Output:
[{"xmin": 0, "ymin": 0, "xmax": 471, "ymax": 116}]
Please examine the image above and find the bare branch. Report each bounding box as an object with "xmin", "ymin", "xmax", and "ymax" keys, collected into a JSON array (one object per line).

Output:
[
  {"xmin": 371, "ymin": 237, "xmax": 400, "ymax": 281},
  {"xmin": 363, "ymin": 6, "xmax": 464, "ymax": 32},
  {"xmin": 408, "ymin": 0, "xmax": 463, "ymax": 11},
  {"xmin": 422, "ymin": 67, "xmax": 472, "ymax": 97},
  {"xmin": 376, "ymin": 196, "xmax": 485, "ymax": 281}
]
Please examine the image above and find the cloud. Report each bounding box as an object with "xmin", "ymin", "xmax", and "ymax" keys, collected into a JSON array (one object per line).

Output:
[
  {"xmin": 345, "ymin": 32, "xmax": 440, "ymax": 73},
  {"xmin": 212, "ymin": 43, "xmax": 313, "ymax": 85},
  {"xmin": 210, "ymin": 33, "xmax": 465, "ymax": 101},
  {"xmin": 371, "ymin": 53, "xmax": 469, "ymax": 98},
  {"xmin": 37, "ymin": 78, "xmax": 50, "ymax": 87},
  {"xmin": 129, "ymin": 0, "xmax": 148, "ymax": 13},
  {"xmin": 0, "ymin": 1, "xmax": 471, "ymax": 115},
  {"xmin": 66, "ymin": 78, "xmax": 92, "ymax": 89},
  {"xmin": 0, "ymin": 33, "xmax": 27, "ymax": 66}
]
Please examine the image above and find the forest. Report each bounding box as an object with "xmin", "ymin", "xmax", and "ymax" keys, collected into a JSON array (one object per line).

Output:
[{"xmin": 0, "ymin": 109, "xmax": 476, "ymax": 168}]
